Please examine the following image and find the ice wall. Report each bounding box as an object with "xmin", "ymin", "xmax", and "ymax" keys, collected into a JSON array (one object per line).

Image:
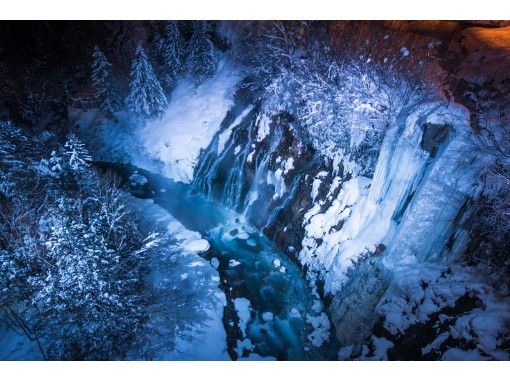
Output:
[{"xmin": 191, "ymin": 98, "xmax": 500, "ymax": 352}]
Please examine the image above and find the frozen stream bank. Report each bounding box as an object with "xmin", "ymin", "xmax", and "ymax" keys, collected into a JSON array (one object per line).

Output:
[{"xmin": 98, "ymin": 162, "xmax": 337, "ymax": 360}]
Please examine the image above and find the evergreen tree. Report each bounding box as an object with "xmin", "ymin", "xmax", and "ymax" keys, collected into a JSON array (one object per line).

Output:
[
  {"xmin": 125, "ymin": 45, "xmax": 168, "ymax": 119},
  {"xmin": 160, "ymin": 21, "xmax": 185, "ymax": 89},
  {"xmin": 0, "ymin": 121, "xmax": 30, "ymax": 197},
  {"xmin": 45, "ymin": 133, "xmax": 93, "ymax": 192},
  {"xmin": 187, "ymin": 21, "xmax": 217, "ymax": 84},
  {"xmin": 91, "ymin": 46, "xmax": 119, "ymax": 113}
]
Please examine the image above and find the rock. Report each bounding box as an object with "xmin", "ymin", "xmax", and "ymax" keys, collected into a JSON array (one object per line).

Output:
[
  {"xmin": 289, "ymin": 308, "xmax": 301, "ymax": 319},
  {"xmin": 237, "ymin": 232, "xmax": 249, "ymax": 240},
  {"xmin": 183, "ymin": 239, "xmax": 210, "ymax": 253},
  {"xmin": 229, "ymin": 259, "xmax": 241, "ymax": 267},
  {"xmin": 262, "ymin": 312, "xmax": 274, "ymax": 322},
  {"xmin": 229, "ymin": 228, "xmax": 239, "ymax": 237},
  {"xmin": 129, "ymin": 173, "xmax": 148, "ymax": 186},
  {"xmin": 211, "ymin": 257, "xmax": 220, "ymax": 268}
]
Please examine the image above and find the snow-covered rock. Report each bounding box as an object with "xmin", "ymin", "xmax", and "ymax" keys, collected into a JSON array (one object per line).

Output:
[
  {"xmin": 300, "ymin": 101, "xmax": 488, "ymax": 294},
  {"xmin": 129, "ymin": 173, "xmax": 148, "ymax": 185},
  {"xmin": 182, "ymin": 238, "xmax": 210, "ymax": 253}
]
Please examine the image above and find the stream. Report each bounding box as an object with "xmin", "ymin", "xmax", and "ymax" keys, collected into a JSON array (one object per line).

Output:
[{"xmin": 97, "ymin": 162, "xmax": 336, "ymax": 360}]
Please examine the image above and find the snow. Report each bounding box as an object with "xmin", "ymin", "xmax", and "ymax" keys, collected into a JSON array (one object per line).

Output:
[
  {"xmin": 311, "ymin": 171, "xmax": 328, "ymax": 202},
  {"xmin": 273, "ymin": 259, "xmax": 281, "ymax": 268},
  {"xmin": 300, "ymin": 176, "xmax": 372, "ymax": 291},
  {"xmin": 299, "ymin": 101, "xmax": 489, "ymax": 295},
  {"xmin": 140, "ymin": 62, "xmax": 240, "ymax": 182},
  {"xmin": 210, "ymin": 257, "xmax": 220, "ymax": 268},
  {"xmin": 127, "ymin": 197, "xmax": 229, "ymax": 360},
  {"xmin": 338, "ymin": 345, "xmax": 354, "ymax": 360},
  {"xmin": 261, "ymin": 312, "xmax": 274, "ymax": 322},
  {"xmin": 305, "ymin": 312, "xmax": 330, "ymax": 347},
  {"xmin": 422, "ymin": 332, "xmax": 449, "ymax": 355},
  {"xmin": 311, "ymin": 178, "xmax": 321, "ymax": 203},
  {"xmin": 256, "ymin": 113, "xmax": 271, "ymax": 142},
  {"xmin": 129, "ymin": 173, "xmax": 148, "ymax": 186},
  {"xmin": 400, "ymin": 47, "xmax": 410, "ymax": 57},
  {"xmin": 0, "ymin": 323, "xmax": 44, "ymax": 360},
  {"xmin": 233, "ymin": 297, "xmax": 251, "ymax": 337},
  {"xmin": 289, "ymin": 308, "xmax": 301, "ymax": 319},
  {"xmin": 182, "ymin": 238, "xmax": 210, "ymax": 253},
  {"xmin": 235, "ymin": 338, "xmax": 255, "ymax": 357},
  {"xmin": 229, "ymin": 259, "xmax": 241, "ymax": 267},
  {"xmin": 75, "ymin": 60, "xmax": 241, "ymax": 184},
  {"xmin": 246, "ymin": 150, "xmax": 255, "ymax": 163},
  {"xmin": 376, "ymin": 261, "xmax": 510, "ymax": 360},
  {"xmin": 217, "ymin": 105, "xmax": 254, "ymax": 155},
  {"xmin": 188, "ymin": 261, "xmax": 206, "ymax": 267},
  {"xmin": 283, "ymin": 157, "xmax": 294, "ymax": 174},
  {"xmin": 442, "ymin": 348, "xmax": 485, "ymax": 361},
  {"xmin": 266, "ymin": 169, "xmax": 286, "ymax": 200},
  {"xmin": 370, "ymin": 336, "xmax": 394, "ymax": 360}
]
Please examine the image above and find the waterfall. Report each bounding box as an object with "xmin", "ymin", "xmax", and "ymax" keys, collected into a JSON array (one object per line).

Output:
[
  {"xmin": 240, "ymin": 124, "xmax": 283, "ymax": 220},
  {"xmin": 192, "ymin": 106, "xmax": 311, "ymax": 232}
]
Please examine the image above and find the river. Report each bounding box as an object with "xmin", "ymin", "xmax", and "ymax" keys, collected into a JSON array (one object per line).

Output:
[{"xmin": 97, "ymin": 162, "xmax": 337, "ymax": 360}]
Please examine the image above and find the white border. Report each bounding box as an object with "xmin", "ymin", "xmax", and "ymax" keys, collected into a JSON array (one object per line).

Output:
[
  {"xmin": 1, "ymin": 361, "xmax": 510, "ymax": 380},
  {"xmin": 0, "ymin": 0, "xmax": 507, "ymax": 20}
]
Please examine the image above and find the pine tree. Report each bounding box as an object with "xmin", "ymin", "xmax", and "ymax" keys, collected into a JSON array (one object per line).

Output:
[
  {"xmin": 29, "ymin": 194, "xmax": 150, "ymax": 359},
  {"xmin": 187, "ymin": 21, "xmax": 217, "ymax": 84},
  {"xmin": 126, "ymin": 45, "xmax": 168, "ymax": 119},
  {"xmin": 0, "ymin": 121, "xmax": 29, "ymax": 197},
  {"xmin": 160, "ymin": 21, "xmax": 185, "ymax": 89},
  {"xmin": 62, "ymin": 134, "xmax": 92, "ymax": 172},
  {"xmin": 45, "ymin": 134, "xmax": 93, "ymax": 193},
  {"xmin": 91, "ymin": 46, "xmax": 119, "ymax": 113}
]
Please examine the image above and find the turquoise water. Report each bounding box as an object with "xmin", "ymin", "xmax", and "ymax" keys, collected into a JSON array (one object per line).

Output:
[{"xmin": 98, "ymin": 163, "xmax": 334, "ymax": 360}]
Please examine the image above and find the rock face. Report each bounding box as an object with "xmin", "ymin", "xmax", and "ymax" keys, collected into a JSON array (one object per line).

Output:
[
  {"xmin": 188, "ymin": 22, "xmax": 510, "ymax": 355},
  {"xmin": 191, "ymin": 93, "xmax": 490, "ymax": 348},
  {"xmin": 192, "ymin": 102, "xmax": 321, "ymax": 260}
]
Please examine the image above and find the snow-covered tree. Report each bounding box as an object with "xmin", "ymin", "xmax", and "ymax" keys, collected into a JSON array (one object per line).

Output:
[
  {"xmin": 125, "ymin": 45, "xmax": 168, "ymax": 119},
  {"xmin": 91, "ymin": 45, "xmax": 120, "ymax": 113},
  {"xmin": 62, "ymin": 134, "xmax": 92, "ymax": 172},
  {"xmin": 0, "ymin": 122, "xmax": 169, "ymax": 359},
  {"xmin": 159, "ymin": 21, "xmax": 185, "ymax": 89},
  {"xmin": 44, "ymin": 133, "xmax": 93, "ymax": 193},
  {"xmin": 187, "ymin": 21, "xmax": 216, "ymax": 84},
  {"xmin": 0, "ymin": 121, "xmax": 27, "ymax": 195}
]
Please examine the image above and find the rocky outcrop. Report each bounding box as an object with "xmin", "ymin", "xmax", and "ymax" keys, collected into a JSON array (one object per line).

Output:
[{"xmin": 192, "ymin": 96, "xmax": 493, "ymax": 351}]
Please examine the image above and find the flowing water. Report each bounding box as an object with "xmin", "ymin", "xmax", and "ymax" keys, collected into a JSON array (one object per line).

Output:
[{"xmin": 97, "ymin": 162, "xmax": 336, "ymax": 360}]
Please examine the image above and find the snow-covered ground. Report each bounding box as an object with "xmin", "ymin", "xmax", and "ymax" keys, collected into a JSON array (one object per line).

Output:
[
  {"xmin": 0, "ymin": 197, "xmax": 230, "ymax": 360},
  {"xmin": 73, "ymin": 59, "xmax": 240, "ymax": 183},
  {"xmin": 0, "ymin": 324, "xmax": 44, "ymax": 360},
  {"xmin": 139, "ymin": 61, "xmax": 241, "ymax": 182},
  {"xmin": 299, "ymin": 101, "xmax": 488, "ymax": 294},
  {"xmin": 128, "ymin": 197, "xmax": 229, "ymax": 360},
  {"xmin": 366, "ymin": 261, "xmax": 510, "ymax": 360}
]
